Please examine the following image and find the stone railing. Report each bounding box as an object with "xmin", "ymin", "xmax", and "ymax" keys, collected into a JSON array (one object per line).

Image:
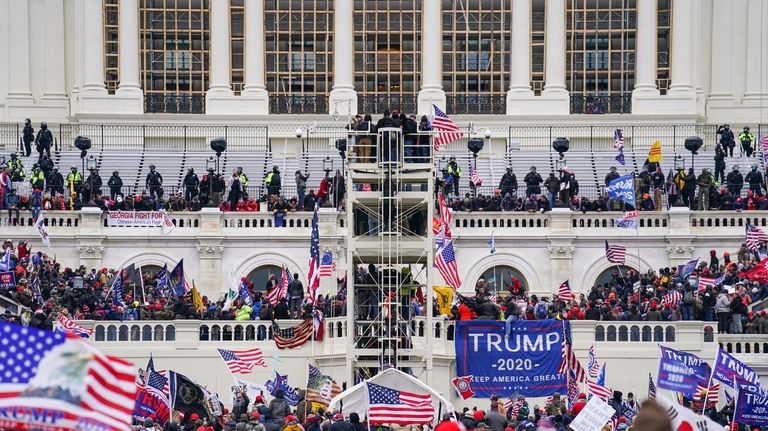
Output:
[{"xmin": 718, "ymin": 334, "xmax": 768, "ymax": 355}]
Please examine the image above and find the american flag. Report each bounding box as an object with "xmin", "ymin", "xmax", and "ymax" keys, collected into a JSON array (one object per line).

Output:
[
  {"xmin": 559, "ymin": 320, "xmax": 587, "ymax": 382},
  {"xmin": 308, "ymin": 204, "xmax": 320, "ymax": 303},
  {"xmin": 266, "ymin": 266, "xmax": 290, "ymax": 306},
  {"xmin": 146, "ymin": 356, "xmax": 170, "ymax": 398},
  {"xmin": 587, "ymin": 379, "xmax": 613, "ymax": 399},
  {"xmin": 746, "ymin": 225, "xmax": 768, "ymax": 251},
  {"xmin": 216, "ymin": 348, "xmax": 266, "ymax": 374},
  {"xmin": 435, "ymin": 239, "xmax": 461, "ymax": 289},
  {"xmin": 696, "ymin": 383, "xmax": 720, "ymax": 405},
  {"xmin": 698, "ymin": 275, "xmax": 724, "ymax": 291},
  {"xmin": 509, "ymin": 398, "xmax": 524, "ymax": 418},
  {"xmin": 319, "ymin": 249, "xmax": 335, "ymax": 277},
  {"xmin": 0, "ymin": 322, "xmax": 136, "ymax": 431},
  {"xmin": 588, "ymin": 345, "xmax": 600, "ymax": 379},
  {"xmin": 470, "ymin": 168, "xmax": 483, "ymax": 186},
  {"xmin": 54, "ymin": 313, "xmax": 92, "ymax": 338},
  {"xmin": 558, "ymin": 280, "xmax": 574, "ymax": 301},
  {"xmin": 662, "ymin": 291, "xmax": 683, "ymax": 306},
  {"xmin": 306, "ymin": 364, "xmax": 341, "ymax": 406},
  {"xmin": 146, "ymin": 369, "xmax": 170, "ymax": 406},
  {"xmin": 605, "ymin": 240, "xmax": 627, "ymax": 264},
  {"xmin": 366, "ymin": 382, "xmax": 434, "ymax": 425},
  {"xmin": 439, "ymin": 194, "xmax": 452, "ymax": 237},
  {"xmin": 567, "ymin": 369, "xmax": 581, "ymax": 407},
  {"xmin": 432, "ymin": 104, "xmax": 464, "ymax": 150},
  {"xmin": 648, "ymin": 373, "xmax": 657, "ymax": 399},
  {"xmin": 273, "ymin": 318, "xmax": 314, "ymax": 349},
  {"xmin": 0, "ymin": 247, "xmax": 11, "ymax": 271}
]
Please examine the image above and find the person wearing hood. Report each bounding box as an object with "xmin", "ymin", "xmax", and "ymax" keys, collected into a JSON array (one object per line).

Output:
[
  {"xmin": 558, "ymin": 167, "xmax": 572, "ymax": 208},
  {"xmin": 268, "ymin": 389, "xmax": 291, "ymax": 425}
]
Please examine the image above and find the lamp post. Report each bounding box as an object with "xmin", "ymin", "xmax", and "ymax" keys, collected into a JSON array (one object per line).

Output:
[
  {"xmin": 467, "ymin": 124, "xmax": 491, "ymax": 198},
  {"xmin": 323, "ymin": 156, "xmax": 333, "ymax": 177},
  {"xmin": 205, "ymin": 156, "xmax": 216, "ymax": 208}
]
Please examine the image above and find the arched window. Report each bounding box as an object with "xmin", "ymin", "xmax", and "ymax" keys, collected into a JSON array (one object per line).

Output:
[
  {"xmin": 592, "ymin": 266, "xmax": 634, "ymax": 289},
  {"xmin": 246, "ymin": 265, "xmax": 283, "ymax": 292},
  {"xmin": 478, "ymin": 266, "xmax": 527, "ymax": 295}
]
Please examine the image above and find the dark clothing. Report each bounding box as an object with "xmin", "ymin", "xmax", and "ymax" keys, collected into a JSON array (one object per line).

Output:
[
  {"xmin": 108, "ymin": 174, "xmax": 123, "ymax": 199},
  {"xmin": 328, "ymin": 421, "xmax": 355, "ymax": 431},
  {"xmin": 746, "ymin": 170, "xmax": 764, "ymax": 196},
  {"xmin": 274, "ymin": 301, "xmax": 290, "ymax": 320},
  {"xmin": 268, "ymin": 397, "xmax": 291, "ymax": 422},
  {"xmin": 22, "ymin": 124, "xmax": 34, "ymax": 157},
  {"xmin": 146, "ymin": 170, "xmax": 163, "ymax": 198},
  {"xmin": 727, "ymin": 170, "xmax": 744, "ymax": 197},
  {"xmin": 524, "ymin": 171, "xmax": 543, "ymax": 196},
  {"xmin": 34, "ymin": 128, "xmax": 53, "ymax": 159},
  {"xmin": 605, "ymin": 171, "xmax": 620, "ymax": 186},
  {"xmin": 499, "ymin": 172, "xmax": 518, "ymax": 197},
  {"xmin": 184, "ymin": 172, "xmax": 200, "ymax": 201}
]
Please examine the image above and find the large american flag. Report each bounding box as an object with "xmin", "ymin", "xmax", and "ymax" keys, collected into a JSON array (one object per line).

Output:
[
  {"xmin": 432, "ymin": 105, "xmax": 464, "ymax": 150},
  {"xmin": 216, "ymin": 348, "xmax": 266, "ymax": 374},
  {"xmin": 319, "ymin": 249, "xmax": 335, "ymax": 277},
  {"xmin": 308, "ymin": 205, "xmax": 320, "ymax": 303},
  {"xmin": 55, "ymin": 313, "xmax": 92, "ymax": 338},
  {"xmin": 605, "ymin": 240, "xmax": 627, "ymax": 264},
  {"xmin": 435, "ymin": 239, "xmax": 461, "ymax": 289},
  {"xmin": 587, "ymin": 345, "xmax": 600, "ymax": 379},
  {"xmin": 273, "ymin": 319, "xmax": 314, "ymax": 349},
  {"xmin": 366, "ymin": 382, "xmax": 434, "ymax": 425},
  {"xmin": 145, "ymin": 369, "xmax": 170, "ymax": 406},
  {"xmin": 746, "ymin": 225, "xmax": 768, "ymax": 251},
  {"xmin": 558, "ymin": 280, "xmax": 574, "ymax": 301},
  {"xmin": 567, "ymin": 369, "xmax": 581, "ymax": 407},
  {"xmin": 146, "ymin": 356, "xmax": 170, "ymax": 399},
  {"xmin": 559, "ymin": 320, "xmax": 586, "ymax": 383},
  {"xmin": 0, "ymin": 322, "xmax": 136, "ymax": 431},
  {"xmin": 698, "ymin": 275, "xmax": 725, "ymax": 291}
]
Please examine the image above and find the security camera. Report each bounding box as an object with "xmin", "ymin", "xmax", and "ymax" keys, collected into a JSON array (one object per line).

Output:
[
  {"xmin": 484, "ymin": 130, "xmax": 492, "ymax": 139},
  {"xmin": 295, "ymin": 128, "xmax": 303, "ymax": 138}
]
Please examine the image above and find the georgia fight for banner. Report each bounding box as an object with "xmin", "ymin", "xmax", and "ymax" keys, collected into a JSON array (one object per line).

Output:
[{"xmin": 454, "ymin": 320, "xmax": 566, "ymax": 398}]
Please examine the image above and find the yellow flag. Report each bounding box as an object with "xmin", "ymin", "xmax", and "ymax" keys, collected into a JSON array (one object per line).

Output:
[
  {"xmin": 648, "ymin": 140, "xmax": 662, "ymax": 163},
  {"xmin": 432, "ymin": 285, "xmax": 454, "ymax": 316},
  {"xmin": 191, "ymin": 282, "xmax": 204, "ymax": 313}
]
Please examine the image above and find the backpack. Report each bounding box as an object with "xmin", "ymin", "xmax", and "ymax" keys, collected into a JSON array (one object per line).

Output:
[
  {"xmin": 683, "ymin": 291, "xmax": 693, "ymax": 305},
  {"xmin": 535, "ymin": 303, "xmax": 548, "ymax": 319}
]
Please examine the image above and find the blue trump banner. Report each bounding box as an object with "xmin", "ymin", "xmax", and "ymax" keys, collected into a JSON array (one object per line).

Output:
[
  {"xmin": 713, "ymin": 347, "xmax": 760, "ymax": 388},
  {"xmin": 735, "ymin": 378, "xmax": 768, "ymax": 425},
  {"xmin": 454, "ymin": 320, "xmax": 566, "ymax": 398},
  {"xmin": 607, "ymin": 174, "xmax": 635, "ymax": 208},
  {"xmin": 657, "ymin": 346, "xmax": 711, "ymax": 397}
]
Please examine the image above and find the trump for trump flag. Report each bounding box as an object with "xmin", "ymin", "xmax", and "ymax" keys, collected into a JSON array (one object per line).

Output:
[{"xmin": 0, "ymin": 321, "xmax": 136, "ymax": 431}]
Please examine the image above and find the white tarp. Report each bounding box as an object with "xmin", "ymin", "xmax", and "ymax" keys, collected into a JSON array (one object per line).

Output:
[{"xmin": 328, "ymin": 368, "xmax": 454, "ymax": 424}]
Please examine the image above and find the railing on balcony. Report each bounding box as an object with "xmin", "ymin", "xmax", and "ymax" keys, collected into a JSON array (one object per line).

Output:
[
  {"xmin": 357, "ymin": 95, "xmax": 418, "ymax": 115},
  {"xmin": 269, "ymin": 95, "xmax": 328, "ymax": 114},
  {"xmin": 718, "ymin": 335, "xmax": 768, "ymax": 354},
  {"xmin": 144, "ymin": 94, "xmax": 206, "ymax": 114},
  {"xmin": 446, "ymin": 95, "xmax": 506, "ymax": 115},
  {"xmin": 570, "ymin": 93, "xmax": 632, "ymax": 114}
]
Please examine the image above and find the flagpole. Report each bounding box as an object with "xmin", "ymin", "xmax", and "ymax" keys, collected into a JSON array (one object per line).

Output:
[
  {"xmin": 731, "ymin": 376, "xmax": 739, "ymax": 431},
  {"xmin": 701, "ymin": 356, "xmax": 717, "ymax": 414}
]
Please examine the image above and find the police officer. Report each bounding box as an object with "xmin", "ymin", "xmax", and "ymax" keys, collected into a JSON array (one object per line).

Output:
[
  {"xmin": 39, "ymin": 154, "xmax": 54, "ymax": 178},
  {"xmin": 34, "ymin": 122, "xmax": 54, "ymax": 160},
  {"xmin": 108, "ymin": 171, "xmax": 123, "ymax": 199},
  {"xmin": 183, "ymin": 168, "xmax": 199, "ymax": 201},
  {"xmin": 237, "ymin": 167, "xmax": 249, "ymax": 190},
  {"xmin": 717, "ymin": 124, "xmax": 735, "ymax": 157},
  {"xmin": 605, "ymin": 166, "xmax": 620, "ymax": 186},
  {"xmin": 6, "ymin": 153, "xmax": 24, "ymax": 182},
  {"xmin": 48, "ymin": 167, "xmax": 64, "ymax": 196},
  {"xmin": 446, "ymin": 156, "xmax": 462, "ymax": 197},
  {"xmin": 726, "ymin": 166, "xmax": 743, "ymax": 198},
  {"xmin": 29, "ymin": 164, "xmax": 45, "ymax": 190},
  {"xmin": 523, "ymin": 166, "xmax": 543, "ymax": 197},
  {"xmin": 264, "ymin": 165, "xmax": 281, "ymax": 197},
  {"xmin": 714, "ymin": 146, "xmax": 726, "ymax": 183},
  {"xmin": 145, "ymin": 164, "xmax": 163, "ymax": 198},
  {"xmin": 22, "ymin": 119, "xmax": 34, "ymax": 157},
  {"xmin": 499, "ymin": 167, "xmax": 518, "ymax": 197},
  {"xmin": 739, "ymin": 126, "xmax": 755, "ymax": 157},
  {"xmin": 66, "ymin": 166, "xmax": 83, "ymax": 196},
  {"xmin": 745, "ymin": 165, "xmax": 765, "ymax": 196},
  {"xmin": 84, "ymin": 169, "xmax": 102, "ymax": 203}
]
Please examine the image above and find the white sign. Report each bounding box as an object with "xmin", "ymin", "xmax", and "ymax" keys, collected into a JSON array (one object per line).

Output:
[
  {"xmin": 233, "ymin": 378, "xmax": 265, "ymax": 404},
  {"xmin": 570, "ymin": 396, "xmax": 616, "ymax": 431},
  {"xmin": 106, "ymin": 210, "xmax": 175, "ymax": 234}
]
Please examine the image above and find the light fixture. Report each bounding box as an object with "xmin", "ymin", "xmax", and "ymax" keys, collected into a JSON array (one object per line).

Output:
[
  {"xmin": 674, "ymin": 154, "xmax": 685, "ymax": 171},
  {"xmin": 86, "ymin": 155, "xmax": 97, "ymax": 171},
  {"xmin": 438, "ymin": 156, "xmax": 448, "ymax": 172},
  {"xmin": 295, "ymin": 124, "xmax": 317, "ymax": 139},
  {"xmin": 206, "ymin": 156, "xmax": 215, "ymax": 172},
  {"xmin": 323, "ymin": 156, "xmax": 333, "ymax": 173}
]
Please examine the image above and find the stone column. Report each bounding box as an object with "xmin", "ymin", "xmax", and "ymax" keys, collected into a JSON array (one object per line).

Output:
[
  {"xmin": 329, "ymin": 0, "xmax": 358, "ymax": 116},
  {"xmin": 6, "ymin": 1, "xmax": 33, "ymax": 100},
  {"xmin": 81, "ymin": 0, "xmax": 107, "ymax": 94},
  {"xmin": 506, "ymin": 0, "xmax": 533, "ymax": 114},
  {"xmin": 43, "ymin": 0, "xmax": 68, "ymax": 99},
  {"xmin": 417, "ymin": 0, "xmax": 446, "ymax": 115},
  {"xmin": 206, "ymin": 0, "xmax": 233, "ymax": 96},
  {"xmin": 742, "ymin": 0, "xmax": 768, "ymax": 114},
  {"xmin": 116, "ymin": 0, "xmax": 141, "ymax": 94},
  {"xmin": 543, "ymin": 0, "xmax": 567, "ymax": 95},
  {"xmin": 241, "ymin": 0, "xmax": 269, "ymax": 114},
  {"xmin": 633, "ymin": 0, "xmax": 659, "ymax": 96},
  {"xmin": 707, "ymin": 0, "xmax": 735, "ymax": 103},
  {"xmin": 668, "ymin": 0, "xmax": 695, "ymax": 95}
]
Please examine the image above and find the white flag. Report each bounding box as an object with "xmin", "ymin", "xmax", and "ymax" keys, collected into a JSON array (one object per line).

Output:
[
  {"xmin": 655, "ymin": 393, "xmax": 723, "ymax": 431},
  {"xmin": 222, "ymin": 285, "xmax": 239, "ymax": 311},
  {"xmin": 36, "ymin": 217, "xmax": 51, "ymax": 247},
  {"xmin": 161, "ymin": 212, "xmax": 175, "ymax": 234}
]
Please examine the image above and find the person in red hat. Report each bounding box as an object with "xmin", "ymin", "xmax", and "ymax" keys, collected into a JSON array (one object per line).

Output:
[{"xmin": 571, "ymin": 392, "xmax": 588, "ymax": 416}]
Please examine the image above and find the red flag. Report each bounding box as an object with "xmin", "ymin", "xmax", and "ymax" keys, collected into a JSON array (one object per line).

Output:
[
  {"xmin": 452, "ymin": 375, "xmax": 475, "ymax": 400},
  {"xmin": 746, "ymin": 258, "xmax": 768, "ymax": 283}
]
